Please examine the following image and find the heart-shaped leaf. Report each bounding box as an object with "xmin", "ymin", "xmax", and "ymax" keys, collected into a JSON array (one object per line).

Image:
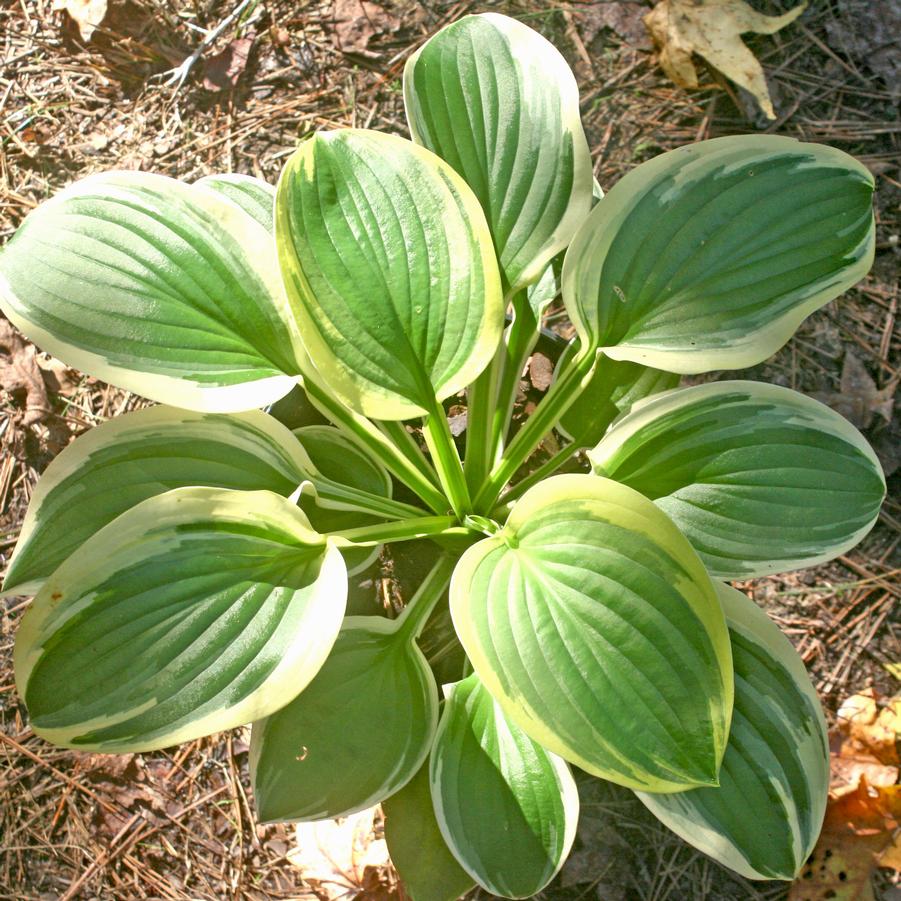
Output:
[
  {"xmin": 562, "ymin": 135, "xmax": 874, "ymax": 371},
  {"xmin": 276, "ymin": 128, "xmax": 504, "ymax": 420},
  {"xmin": 0, "ymin": 172, "xmax": 303, "ymax": 411},
  {"xmin": 430, "ymin": 673, "xmax": 579, "ymax": 898},
  {"xmin": 637, "ymin": 582, "xmax": 829, "ymax": 880},
  {"xmin": 404, "ymin": 12, "xmax": 593, "ymax": 294},
  {"xmin": 15, "ymin": 487, "xmax": 345, "ymax": 752},
  {"xmin": 3, "ymin": 407, "xmax": 315, "ymax": 597},
  {"xmin": 451, "ymin": 473, "xmax": 733, "ymax": 791},
  {"xmin": 589, "ymin": 380, "xmax": 886, "ymax": 578},
  {"xmin": 251, "ymin": 616, "xmax": 438, "ymax": 822},
  {"xmin": 384, "ymin": 759, "xmax": 475, "ymax": 901}
]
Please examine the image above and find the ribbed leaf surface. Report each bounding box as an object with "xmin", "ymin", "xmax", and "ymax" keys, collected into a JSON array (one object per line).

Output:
[
  {"xmin": 3, "ymin": 407, "xmax": 314, "ymax": 597},
  {"xmin": 451, "ymin": 474, "xmax": 733, "ymax": 791},
  {"xmin": 251, "ymin": 618, "xmax": 437, "ymax": 822},
  {"xmin": 196, "ymin": 173, "xmax": 275, "ymax": 231},
  {"xmin": 14, "ymin": 487, "xmax": 345, "ymax": 751},
  {"xmin": 589, "ymin": 381, "xmax": 886, "ymax": 577},
  {"xmin": 638, "ymin": 583, "xmax": 829, "ymax": 880},
  {"xmin": 0, "ymin": 172, "xmax": 302, "ymax": 411},
  {"xmin": 563, "ymin": 136, "xmax": 874, "ymax": 371},
  {"xmin": 276, "ymin": 129, "xmax": 503, "ymax": 419},
  {"xmin": 430, "ymin": 674, "xmax": 578, "ymax": 898},
  {"xmin": 404, "ymin": 12, "xmax": 593, "ymax": 293}
]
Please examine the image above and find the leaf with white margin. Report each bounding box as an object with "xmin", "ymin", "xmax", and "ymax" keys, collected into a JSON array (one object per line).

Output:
[
  {"xmin": 451, "ymin": 473, "xmax": 733, "ymax": 791},
  {"xmin": 0, "ymin": 171, "xmax": 302, "ymax": 412},
  {"xmin": 251, "ymin": 616, "xmax": 438, "ymax": 822},
  {"xmin": 3, "ymin": 407, "xmax": 316, "ymax": 597},
  {"xmin": 637, "ymin": 582, "xmax": 829, "ymax": 880},
  {"xmin": 384, "ymin": 759, "xmax": 475, "ymax": 901},
  {"xmin": 430, "ymin": 673, "xmax": 578, "ymax": 898},
  {"xmin": 276, "ymin": 128, "xmax": 504, "ymax": 420},
  {"xmin": 589, "ymin": 380, "xmax": 886, "ymax": 579},
  {"xmin": 14, "ymin": 487, "xmax": 345, "ymax": 752},
  {"xmin": 294, "ymin": 424, "xmax": 393, "ymax": 575},
  {"xmin": 404, "ymin": 12, "xmax": 593, "ymax": 294},
  {"xmin": 562, "ymin": 135, "xmax": 874, "ymax": 372},
  {"xmin": 195, "ymin": 173, "xmax": 275, "ymax": 231},
  {"xmin": 556, "ymin": 340, "xmax": 680, "ymax": 448}
]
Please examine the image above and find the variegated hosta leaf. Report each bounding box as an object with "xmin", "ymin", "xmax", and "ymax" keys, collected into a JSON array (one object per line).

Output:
[
  {"xmin": 384, "ymin": 760, "xmax": 475, "ymax": 901},
  {"xmin": 294, "ymin": 425, "xmax": 392, "ymax": 575},
  {"xmin": 638, "ymin": 583, "xmax": 829, "ymax": 880},
  {"xmin": 195, "ymin": 173, "xmax": 275, "ymax": 231},
  {"xmin": 14, "ymin": 487, "xmax": 345, "ymax": 752},
  {"xmin": 556, "ymin": 340, "xmax": 680, "ymax": 447},
  {"xmin": 451, "ymin": 473, "xmax": 733, "ymax": 791},
  {"xmin": 589, "ymin": 381, "xmax": 886, "ymax": 579},
  {"xmin": 430, "ymin": 673, "xmax": 579, "ymax": 898},
  {"xmin": 276, "ymin": 129, "xmax": 504, "ymax": 420},
  {"xmin": 0, "ymin": 172, "xmax": 303, "ymax": 411},
  {"xmin": 562, "ymin": 135, "xmax": 874, "ymax": 372},
  {"xmin": 2, "ymin": 407, "xmax": 315, "ymax": 598},
  {"xmin": 251, "ymin": 617, "xmax": 438, "ymax": 822},
  {"xmin": 404, "ymin": 12, "xmax": 593, "ymax": 294}
]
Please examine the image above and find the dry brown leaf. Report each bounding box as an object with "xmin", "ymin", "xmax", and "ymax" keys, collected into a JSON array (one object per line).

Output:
[
  {"xmin": 52, "ymin": 0, "xmax": 107, "ymax": 41},
  {"xmin": 287, "ymin": 807, "xmax": 390, "ymax": 900},
  {"xmin": 643, "ymin": 0, "xmax": 807, "ymax": 119},
  {"xmin": 529, "ymin": 353, "xmax": 554, "ymax": 392},
  {"xmin": 815, "ymin": 352, "xmax": 896, "ymax": 430},
  {"xmin": 332, "ymin": 0, "xmax": 398, "ymax": 58},
  {"xmin": 576, "ymin": 2, "xmax": 653, "ymax": 49},
  {"xmin": 203, "ymin": 36, "xmax": 254, "ymax": 91},
  {"xmin": 0, "ymin": 318, "xmax": 53, "ymax": 426}
]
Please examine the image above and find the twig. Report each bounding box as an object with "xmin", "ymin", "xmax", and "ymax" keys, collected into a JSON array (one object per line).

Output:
[{"xmin": 155, "ymin": 0, "xmax": 256, "ymax": 91}]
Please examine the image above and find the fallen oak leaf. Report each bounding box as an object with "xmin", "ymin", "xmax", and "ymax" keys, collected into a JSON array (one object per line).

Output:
[
  {"xmin": 52, "ymin": 0, "xmax": 107, "ymax": 41},
  {"xmin": 643, "ymin": 0, "xmax": 808, "ymax": 120},
  {"xmin": 0, "ymin": 317, "xmax": 53, "ymax": 426}
]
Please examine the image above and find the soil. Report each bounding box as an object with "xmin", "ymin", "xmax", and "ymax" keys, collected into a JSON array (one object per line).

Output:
[{"xmin": 0, "ymin": 1, "xmax": 899, "ymax": 899}]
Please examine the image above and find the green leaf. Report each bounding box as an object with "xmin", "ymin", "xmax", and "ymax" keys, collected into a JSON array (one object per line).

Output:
[
  {"xmin": 589, "ymin": 380, "xmax": 886, "ymax": 578},
  {"xmin": 637, "ymin": 582, "xmax": 829, "ymax": 880},
  {"xmin": 430, "ymin": 673, "xmax": 578, "ymax": 898},
  {"xmin": 562, "ymin": 135, "xmax": 874, "ymax": 372},
  {"xmin": 276, "ymin": 128, "xmax": 504, "ymax": 420},
  {"xmin": 294, "ymin": 424, "xmax": 392, "ymax": 575},
  {"xmin": 404, "ymin": 13, "xmax": 593, "ymax": 295},
  {"xmin": 384, "ymin": 759, "xmax": 475, "ymax": 901},
  {"xmin": 556, "ymin": 341, "xmax": 680, "ymax": 447},
  {"xmin": 3, "ymin": 407, "xmax": 315, "ymax": 597},
  {"xmin": 451, "ymin": 473, "xmax": 733, "ymax": 791},
  {"xmin": 195, "ymin": 173, "xmax": 275, "ymax": 232},
  {"xmin": 250, "ymin": 616, "xmax": 438, "ymax": 822},
  {"xmin": 14, "ymin": 487, "xmax": 345, "ymax": 752},
  {"xmin": 0, "ymin": 172, "xmax": 303, "ymax": 411}
]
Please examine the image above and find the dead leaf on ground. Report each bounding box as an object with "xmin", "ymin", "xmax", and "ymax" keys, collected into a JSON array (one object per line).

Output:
[
  {"xmin": 0, "ymin": 318, "xmax": 53, "ymax": 426},
  {"xmin": 529, "ymin": 353, "xmax": 554, "ymax": 392},
  {"xmin": 814, "ymin": 352, "xmax": 897, "ymax": 430},
  {"xmin": 576, "ymin": 2, "xmax": 653, "ymax": 50},
  {"xmin": 287, "ymin": 806, "xmax": 392, "ymax": 900},
  {"xmin": 332, "ymin": 0, "xmax": 398, "ymax": 58},
  {"xmin": 52, "ymin": 0, "xmax": 107, "ymax": 41},
  {"xmin": 643, "ymin": 0, "xmax": 807, "ymax": 120},
  {"xmin": 203, "ymin": 36, "xmax": 255, "ymax": 91}
]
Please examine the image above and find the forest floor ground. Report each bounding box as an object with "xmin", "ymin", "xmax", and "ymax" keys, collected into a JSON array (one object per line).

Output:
[{"xmin": 0, "ymin": 1, "xmax": 899, "ymax": 899}]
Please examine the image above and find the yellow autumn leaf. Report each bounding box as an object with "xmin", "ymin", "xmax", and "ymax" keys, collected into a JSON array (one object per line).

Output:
[{"xmin": 644, "ymin": 0, "xmax": 808, "ymax": 119}]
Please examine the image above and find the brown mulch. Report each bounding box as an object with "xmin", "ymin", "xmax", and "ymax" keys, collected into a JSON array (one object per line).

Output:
[{"xmin": 1, "ymin": 1, "xmax": 899, "ymax": 899}]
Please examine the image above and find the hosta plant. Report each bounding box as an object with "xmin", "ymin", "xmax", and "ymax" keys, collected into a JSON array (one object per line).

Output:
[{"xmin": 0, "ymin": 12, "xmax": 885, "ymax": 899}]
